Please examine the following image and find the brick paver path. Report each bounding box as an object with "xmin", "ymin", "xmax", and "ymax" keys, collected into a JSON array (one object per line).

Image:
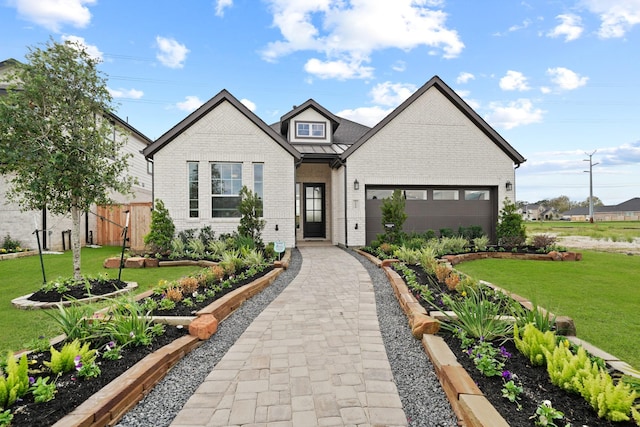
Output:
[{"xmin": 170, "ymin": 244, "xmax": 408, "ymax": 427}]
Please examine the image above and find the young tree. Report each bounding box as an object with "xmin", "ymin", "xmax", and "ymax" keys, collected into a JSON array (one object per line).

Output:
[
  {"xmin": 238, "ymin": 186, "xmax": 266, "ymax": 248},
  {"xmin": 380, "ymin": 189, "xmax": 407, "ymax": 244},
  {"xmin": 0, "ymin": 39, "xmax": 135, "ymax": 279},
  {"xmin": 496, "ymin": 198, "xmax": 527, "ymax": 247},
  {"xmin": 144, "ymin": 199, "xmax": 175, "ymax": 255}
]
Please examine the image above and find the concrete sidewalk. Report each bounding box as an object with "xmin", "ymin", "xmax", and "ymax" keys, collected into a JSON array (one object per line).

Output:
[{"xmin": 170, "ymin": 244, "xmax": 408, "ymax": 427}]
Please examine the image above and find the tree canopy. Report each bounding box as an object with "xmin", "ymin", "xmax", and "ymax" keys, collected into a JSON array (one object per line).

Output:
[{"xmin": 0, "ymin": 39, "xmax": 135, "ymax": 278}]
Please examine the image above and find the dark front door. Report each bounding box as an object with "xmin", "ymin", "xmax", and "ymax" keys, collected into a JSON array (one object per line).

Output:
[{"xmin": 303, "ymin": 183, "xmax": 325, "ymax": 238}]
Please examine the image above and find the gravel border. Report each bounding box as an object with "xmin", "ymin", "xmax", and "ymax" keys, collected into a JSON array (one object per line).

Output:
[{"xmin": 117, "ymin": 247, "xmax": 457, "ymax": 427}]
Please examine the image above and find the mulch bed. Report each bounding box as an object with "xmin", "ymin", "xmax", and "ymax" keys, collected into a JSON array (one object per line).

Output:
[
  {"xmin": 28, "ymin": 279, "xmax": 128, "ymax": 302},
  {"xmin": 9, "ymin": 326, "xmax": 188, "ymax": 427},
  {"xmin": 398, "ymin": 264, "xmax": 636, "ymax": 427}
]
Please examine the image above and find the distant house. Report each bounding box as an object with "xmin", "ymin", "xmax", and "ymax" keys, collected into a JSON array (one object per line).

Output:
[
  {"xmin": 143, "ymin": 75, "xmax": 526, "ymax": 247},
  {"xmin": 0, "ymin": 58, "xmax": 153, "ymax": 251},
  {"xmin": 563, "ymin": 198, "xmax": 640, "ymax": 221}
]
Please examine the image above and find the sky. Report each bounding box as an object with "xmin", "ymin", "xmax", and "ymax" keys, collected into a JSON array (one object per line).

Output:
[{"xmin": 2, "ymin": 0, "xmax": 640, "ymax": 205}]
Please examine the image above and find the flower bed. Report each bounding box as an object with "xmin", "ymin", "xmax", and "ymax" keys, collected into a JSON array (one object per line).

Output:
[{"xmin": 358, "ymin": 249, "xmax": 639, "ymax": 426}]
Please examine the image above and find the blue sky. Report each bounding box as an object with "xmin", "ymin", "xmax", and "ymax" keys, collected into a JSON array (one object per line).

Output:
[{"xmin": 2, "ymin": 0, "xmax": 639, "ymax": 205}]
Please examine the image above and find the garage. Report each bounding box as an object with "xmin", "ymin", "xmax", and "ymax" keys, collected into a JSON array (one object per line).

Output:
[{"xmin": 364, "ymin": 186, "xmax": 498, "ymax": 245}]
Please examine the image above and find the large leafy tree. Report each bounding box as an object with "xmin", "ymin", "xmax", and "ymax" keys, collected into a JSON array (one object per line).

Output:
[{"xmin": 0, "ymin": 39, "xmax": 135, "ymax": 279}]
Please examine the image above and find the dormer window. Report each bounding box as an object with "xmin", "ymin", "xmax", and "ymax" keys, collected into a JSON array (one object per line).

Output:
[{"xmin": 296, "ymin": 121, "xmax": 325, "ymax": 139}]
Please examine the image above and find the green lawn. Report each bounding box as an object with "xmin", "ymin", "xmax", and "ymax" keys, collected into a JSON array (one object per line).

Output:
[
  {"xmin": 0, "ymin": 247, "xmax": 200, "ymax": 353},
  {"xmin": 455, "ymin": 250, "xmax": 640, "ymax": 370},
  {"xmin": 526, "ymin": 220, "xmax": 640, "ymax": 243}
]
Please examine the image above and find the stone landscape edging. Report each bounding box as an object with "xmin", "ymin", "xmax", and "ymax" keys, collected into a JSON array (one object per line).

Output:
[
  {"xmin": 11, "ymin": 281, "xmax": 138, "ymax": 310},
  {"xmin": 50, "ymin": 250, "xmax": 292, "ymax": 427}
]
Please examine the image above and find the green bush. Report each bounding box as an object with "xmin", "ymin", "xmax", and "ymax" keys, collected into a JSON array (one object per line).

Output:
[
  {"xmin": 496, "ymin": 198, "xmax": 526, "ymax": 247},
  {"xmin": 238, "ymin": 186, "xmax": 266, "ymax": 248},
  {"xmin": 144, "ymin": 199, "xmax": 175, "ymax": 254},
  {"xmin": 380, "ymin": 189, "xmax": 407, "ymax": 244}
]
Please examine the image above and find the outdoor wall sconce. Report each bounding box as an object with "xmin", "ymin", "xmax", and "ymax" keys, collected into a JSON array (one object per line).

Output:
[
  {"xmin": 275, "ymin": 224, "xmax": 279, "ymax": 231},
  {"xmin": 355, "ymin": 223, "xmax": 358, "ymax": 230},
  {"xmin": 353, "ymin": 179, "xmax": 359, "ymax": 190},
  {"xmin": 505, "ymin": 181, "xmax": 513, "ymax": 191}
]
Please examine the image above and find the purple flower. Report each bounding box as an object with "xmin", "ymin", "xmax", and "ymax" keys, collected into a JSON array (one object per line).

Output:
[
  {"xmin": 29, "ymin": 376, "xmax": 35, "ymax": 384},
  {"xmin": 499, "ymin": 346, "xmax": 512, "ymax": 358},
  {"xmin": 502, "ymin": 370, "xmax": 512, "ymax": 381}
]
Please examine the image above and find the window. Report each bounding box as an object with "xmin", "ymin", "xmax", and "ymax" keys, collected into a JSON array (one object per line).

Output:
[
  {"xmin": 188, "ymin": 162, "xmax": 199, "ymax": 218},
  {"xmin": 465, "ymin": 190, "xmax": 490, "ymax": 200},
  {"xmin": 433, "ymin": 189, "xmax": 459, "ymax": 200},
  {"xmin": 253, "ymin": 163, "xmax": 264, "ymax": 217},
  {"xmin": 211, "ymin": 162, "xmax": 242, "ymax": 217},
  {"xmin": 405, "ymin": 190, "xmax": 428, "ymax": 200},
  {"xmin": 296, "ymin": 121, "xmax": 325, "ymax": 138}
]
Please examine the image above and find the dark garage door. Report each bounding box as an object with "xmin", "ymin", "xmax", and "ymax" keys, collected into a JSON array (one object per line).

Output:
[{"xmin": 365, "ymin": 187, "xmax": 497, "ymax": 245}]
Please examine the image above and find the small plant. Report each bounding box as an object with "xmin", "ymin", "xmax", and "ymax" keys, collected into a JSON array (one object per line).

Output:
[
  {"xmin": 501, "ymin": 374, "xmax": 523, "ymax": 410},
  {"xmin": 513, "ymin": 323, "xmax": 556, "ymax": 366},
  {"xmin": 0, "ymin": 409, "xmax": 13, "ymax": 426},
  {"xmin": 98, "ymin": 297, "xmax": 159, "ymax": 347},
  {"xmin": 207, "ymin": 240, "xmax": 228, "ymax": 260},
  {"xmin": 179, "ymin": 276, "xmax": 199, "ymax": 294},
  {"xmin": 470, "ymin": 340, "xmax": 505, "ymax": 377},
  {"xmin": 0, "ymin": 353, "xmax": 30, "ymax": 410},
  {"xmin": 243, "ymin": 249, "xmax": 266, "ymax": 268},
  {"xmin": 530, "ymin": 234, "xmax": 557, "ymax": 251},
  {"xmin": 219, "ymin": 250, "xmax": 243, "ymax": 275},
  {"xmin": 511, "ymin": 303, "xmax": 556, "ymax": 332},
  {"xmin": 101, "ymin": 341, "xmax": 122, "ymax": 360},
  {"xmin": 165, "ymin": 286, "xmax": 183, "ymax": 302},
  {"xmin": 444, "ymin": 272, "xmax": 460, "ymax": 291},
  {"xmin": 578, "ymin": 368, "xmax": 639, "ymax": 422},
  {"xmin": 29, "ymin": 376, "xmax": 57, "ymax": 403},
  {"xmin": 530, "ymin": 400, "xmax": 566, "ymax": 427},
  {"xmin": 238, "ymin": 186, "xmax": 266, "ymax": 248},
  {"xmin": 434, "ymin": 286, "xmax": 513, "ymax": 341},
  {"xmin": 434, "ymin": 264, "xmax": 451, "ymax": 283},
  {"xmin": 44, "ymin": 300, "xmax": 94, "ymax": 341},
  {"xmin": 187, "ymin": 238, "xmax": 206, "ymax": 259},
  {"xmin": 44, "ymin": 340, "xmax": 96, "ymax": 375},
  {"xmin": 182, "ymin": 297, "xmax": 194, "ymax": 307},
  {"xmin": 473, "ymin": 235, "xmax": 490, "ymax": 251},
  {"xmin": 24, "ymin": 336, "xmax": 52, "ymax": 353},
  {"xmin": 544, "ymin": 343, "xmax": 599, "ymax": 393},
  {"xmin": 75, "ymin": 355, "xmax": 101, "ymax": 379},
  {"xmin": 169, "ymin": 238, "xmax": 185, "ymax": 260}
]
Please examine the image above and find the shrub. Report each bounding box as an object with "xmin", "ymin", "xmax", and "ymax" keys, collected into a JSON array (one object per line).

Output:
[
  {"xmin": 380, "ymin": 189, "xmax": 407, "ymax": 244},
  {"xmin": 473, "ymin": 235, "xmax": 490, "ymax": 251},
  {"xmin": 144, "ymin": 199, "xmax": 175, "ymax": 254},
  {"xmin": 530, "ymin": 234, "xmax": 557, "ymax": 250},
  {"xmin": 179, "ymin": 277, "xmax": 199, "ymax": 294},
  {"xmin": 1, "ymin": 234, "xmax": 23, "ymax": 252},
  {"xmin": 0, "ymin": 353, "xmax": 29, "ymax": 410},
  {"xmin": 496, "ymin": 198, "xmax": 526, "ymax": 247},
  {"xmin": 198, "ymin": 226, "xmax": 216, "ymax": 246},
  {"xmin": 238, "ymin": 186, "xmax": 266, "ymax": 248},
  {"xmin": 165, "ymin": 287, "xmax": 183, "ymax": 302},
  {"xmin": 439, "ymin": 228, "xmax": 454, "ymax": 238},
  {"xmin": 458, "ymin": 225, "xmax": 484, "ymax": 240}
]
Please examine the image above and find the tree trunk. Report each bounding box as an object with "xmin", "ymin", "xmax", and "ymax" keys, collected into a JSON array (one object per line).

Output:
[{"xmin": 71, "ymin": 203, "xmax": 82, "ymax": 280}]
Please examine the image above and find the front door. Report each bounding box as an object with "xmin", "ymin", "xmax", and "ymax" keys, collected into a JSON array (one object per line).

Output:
[{"xmin": 303, "ymin": 183, "xmax": 325, "ymax": 238}]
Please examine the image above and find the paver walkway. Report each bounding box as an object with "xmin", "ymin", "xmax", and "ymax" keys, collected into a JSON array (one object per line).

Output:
[{"xmin": 170, "ymin": 244, "xmax": 408, "ymax": 427}]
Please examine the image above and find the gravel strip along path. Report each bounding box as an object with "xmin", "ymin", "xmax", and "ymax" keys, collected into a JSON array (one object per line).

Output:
[{"xmin": 117, "ymin": 248, "xmax": 457, "ymax": 426}]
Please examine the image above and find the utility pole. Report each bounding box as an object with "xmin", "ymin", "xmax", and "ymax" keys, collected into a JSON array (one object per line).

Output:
[{"xmin": 583, "ymin": 151, "xmax": 599, "ymax": 223}]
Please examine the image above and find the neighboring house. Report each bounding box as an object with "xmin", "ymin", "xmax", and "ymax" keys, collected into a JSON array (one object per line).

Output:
[
  {"xmin": 519, "ymin": 204, "xmax": 544, "ymax": 221},
  {"xmin": 0, "ymin": 58, "xmax": 153, "ymax": 251},
  {"xmin": 563, "ymin": 198, "xmax": 640, "ymax": 221},
  {"xmin": 144, "ymin": 75, "xmax": 526, "ymax": 248}
]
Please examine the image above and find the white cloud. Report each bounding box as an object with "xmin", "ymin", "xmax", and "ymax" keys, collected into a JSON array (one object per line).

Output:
[
  {"xmin": 261, "ymin": 0, "xmax": 463, "ymax": 79},
  {"xmin": 108, "ymin": 87, "xmax": 144, "ymax": 99},
  {"xmin": 240, "ymin": 98, "xmax": 256, "ymax": 112},
  {"xmin": 8, "ymin": 0, "xmax": 95, "ymax": 32},
  {"xmin": 370, "ymin": 82, "xmax": 416, "ymax": 106},
  {"xmin": 547, "ymin": 67, "xmax": 588, "ymax": 90},
  {"xmin": 485, "ymin": 99, "xmax": 545, "ymax": 129},
  {"xmin": 155, "ymin": 36, "xmax": 190, "ymax": 69},
  {"xmin": 508, "ymin": 18, "xmax": 532, "ymax": 32},
  {"xmin": 176, "ymin": 95, "xmax": 203, "ymax": 112},
  {"xmin": 391, "ymin": 61, "xmax": 406, "ymax": 72},
  {"xmin": 304, "ymin": 58, "xmax": 374, "ymax": 80},
  {"xmin": 215, "ymin": 0, "xmax": 233, "ymax": 17},
  {"xmin": 547, "ymin": 14, "xmax": 584, "ymax": 41},
  {"xmin": 336, "ymin": 106, "xmax": 393, "ymax": 127},
  {"xmin": 499, "ymin": 70, "xmax": 530, "ymax": 91},
  {"xmin": 61, "ymin": 35, "xmax": 103, "ymax": 61},
  {"xmin": 582, "ymin": 0, "xmax": 640, "ymax": 38},
  {"xmin": 456, "ymin": 72, "xmax": 475, "ymax": 84}
]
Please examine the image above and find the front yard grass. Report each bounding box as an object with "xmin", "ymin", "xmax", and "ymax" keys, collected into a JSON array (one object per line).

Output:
[
  {"xmin": 0, "ymin": 246, "xmax": 200, "ymax": 354},
  {"xmin": 455, "ymin": 250, "xmax": 640, "ymax": 370}
]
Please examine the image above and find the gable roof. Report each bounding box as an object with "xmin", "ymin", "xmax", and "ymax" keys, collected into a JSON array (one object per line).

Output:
[
  {"xmin": 278, "ymin": 99, "xmax": 341, "ymax": 137},
  {"xmin": 143, "ymin": 89, "xmax": 300, "ymax": 160},
  {"xmin": 340, "ymin": 75, "xmax": 526, "ymax": 165}
]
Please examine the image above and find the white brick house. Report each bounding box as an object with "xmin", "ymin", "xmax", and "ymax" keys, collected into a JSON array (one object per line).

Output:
[{"xmin": 144, "ymin": 76, "xmax": 526, "ymax": 248}]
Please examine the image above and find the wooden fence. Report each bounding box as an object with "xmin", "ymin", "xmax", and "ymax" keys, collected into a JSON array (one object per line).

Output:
[{"xmin": 96, "ymin": 202, "xmax": 152, "ymax": 251}]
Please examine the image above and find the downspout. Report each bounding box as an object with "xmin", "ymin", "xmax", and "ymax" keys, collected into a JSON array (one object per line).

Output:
[{"xmin": 344, "ymin": 162, "xmax": 348, "ymax": 247}]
